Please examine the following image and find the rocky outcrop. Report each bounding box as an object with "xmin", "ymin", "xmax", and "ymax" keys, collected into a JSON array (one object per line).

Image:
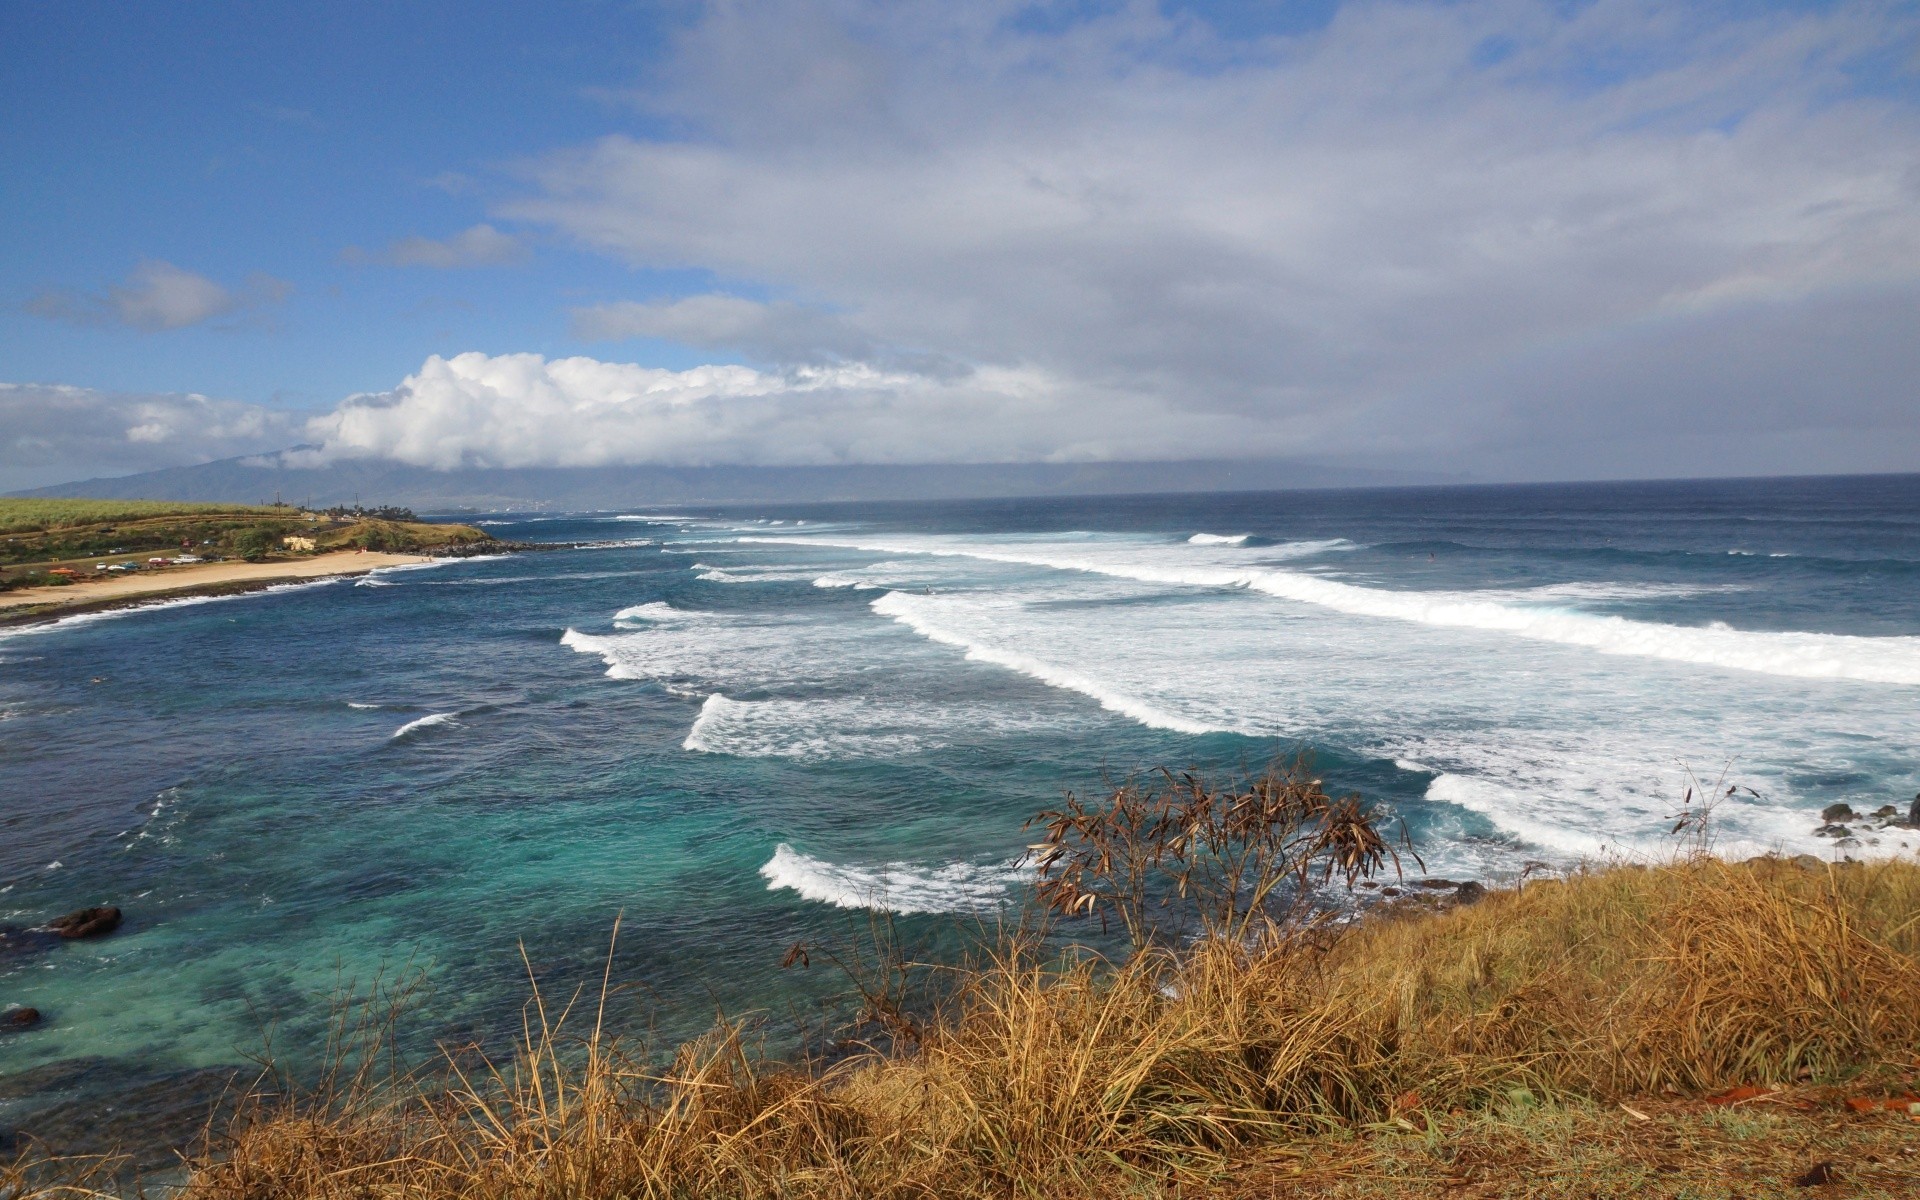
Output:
[
  {"xmin": 47, "ymin": 906, "xmax": 121, "ymax": 940},
  {"xmin": 2, "ymin": 1006, "xmax": 41, "ymax": 1032}
]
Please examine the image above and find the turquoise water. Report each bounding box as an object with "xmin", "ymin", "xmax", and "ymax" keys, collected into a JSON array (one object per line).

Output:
[{"xmin": 3, "ymin": 475, "xmax": 1919, "ymax": 1143}]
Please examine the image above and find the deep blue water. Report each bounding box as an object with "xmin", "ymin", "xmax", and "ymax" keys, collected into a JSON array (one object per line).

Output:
[{"xmin": 3, "ymin": 474, "xmax": 1918, "ymax": 1137}]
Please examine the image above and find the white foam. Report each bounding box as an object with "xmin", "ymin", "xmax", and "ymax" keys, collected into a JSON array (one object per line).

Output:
[
  {"xmin": 1189, "ymin": 532, "xmax": 1251, "ymax": 545},
  {"xmin": 871, "ymin": 591, "xmax": 1220, "ymax": 734},
  {"xmin": 390, "ymin": 712, "xmax": 458, "ymax": 740},
  {"xmin": 347, "ymin": 701, "xmax": 383, "ymax": 709},
  {"xmin": 612, "ymin": 601, "xmax": 705, "ymax": 623},
  {"xmin": 696, "ymin": 567, "xmax": 816, "ymax": 584},
  {"xmin": 737, "ymin": 533, "xmax": 1920, "ymax": 687},
  {"xmin": 684, "ymin": 693, "xmax": 923, "ymax": 758},
  {"xmin": 759, "ymin": 843, "xmax": 1025, "ymax": 914}
]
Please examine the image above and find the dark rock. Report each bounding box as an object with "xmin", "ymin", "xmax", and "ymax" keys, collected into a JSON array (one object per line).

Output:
[
  {"xmin": 3, "ymin": 1006, "xmax": 40, "ymax": 1031},
  {"xmin": 1875, "ymin": 805, "xmax": 1899, "ymax": 819},
  {"xmin": 1910, "ymin": 793, "xmax": 1920, "ymax": 828},
  {"xmin": 1417, "ymin": 878, "xmax": 1458, "ymax": 889},
  {"xmin": 1452, "ymin": 881, "xmax": 1487, "ymax": 905},
  {"xmin": 1380, "ymin": 886, "xmax": 1401, "ymax": 897},
  {"xmin": 1821, "ymin": 803, "xmax": 1856, "ymax": 823},
  {"xmin": 1835, "ymin": 837, "xmax": 1861, "ymax": 850},
  {"xmin": 1813, "ymin": 824, "xmax": 1849, "ymax": 838},
  {"xmin": 1793, "ymin": 1161, "xmax": 1836, "ymax": 1187},
  {"xmin": 48, "ymin": 906, "xmax": 121, "ymax": 940}
]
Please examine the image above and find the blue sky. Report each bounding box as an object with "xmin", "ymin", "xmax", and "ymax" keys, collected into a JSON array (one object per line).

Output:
[
  {"xmin": 1, "ymin": 1, "xmax": 721, "ymax": 404},
  {"xmin": 4, "ymin": 0, "xmax": 1919, "ymax": 489}
]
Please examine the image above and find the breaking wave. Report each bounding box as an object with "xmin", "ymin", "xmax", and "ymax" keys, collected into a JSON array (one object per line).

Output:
[
  {"xmin": 684, "ymin": 693, "xmax": 925, "ymax": 759},
  {"xmin": 744, "ymin": 534, "xmax": 1920, "ymax": 686},
  {"xmin": 759, "ymin": 844, "xmax": 1026, "ymax": 913},
  {"xmin": 870, "ymin": 591, "xmax": 1220, "ymax": 734},
  {"xmin": 390, "ymin": 712, "xmax": 457, "ymax": 740}
]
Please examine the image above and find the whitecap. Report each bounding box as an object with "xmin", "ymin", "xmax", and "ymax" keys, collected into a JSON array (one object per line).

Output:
[
  {"xmin": 683, "ymin": 693, "xmax": 934, "ymax": 759},
  {"xmin": 741, "ymin": 533, "xmax": 1920, "ymax": 687},
  {"xmin": 1188, "ymin": 532, "xmax": 1251, "ymax": 546},
  {"xmin": 390, "ymin": 712, "xmax": 458, "ymax": 740},
  {"xmin": 759, "ymin": 844, "xmax": 1025, "ymax": 914},
  {"xmin": 870, "ymin": 591, "xmax": 1219, "ymax": 734}
]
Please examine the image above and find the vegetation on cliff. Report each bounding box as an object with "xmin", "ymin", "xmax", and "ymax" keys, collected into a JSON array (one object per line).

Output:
[{"xmin": 0, "ymin": 498, "xmax": 489, "ymax": 586}]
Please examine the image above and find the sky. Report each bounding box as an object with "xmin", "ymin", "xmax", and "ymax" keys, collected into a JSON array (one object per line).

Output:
[{"xmin": 3, "ymin": 0, "xmax": 1919, "ymax": 492}]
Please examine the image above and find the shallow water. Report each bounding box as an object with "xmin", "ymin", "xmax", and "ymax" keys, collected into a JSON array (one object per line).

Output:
[{"xmin": 3, "ymin": 475, "xmax": 1918, "ymax": 1144}]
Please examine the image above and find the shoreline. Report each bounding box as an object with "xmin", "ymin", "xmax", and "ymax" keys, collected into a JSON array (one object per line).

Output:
[{"xmin": 0, "ymin": 552, "xmax": 437, "ymax": 629}]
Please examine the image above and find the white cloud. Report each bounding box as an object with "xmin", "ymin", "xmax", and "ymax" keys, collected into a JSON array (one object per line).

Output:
[
  {"xmin": 26, "ymin": 260, "xmax": 290, "ymax": 332},
  {"xmin": 288, "ymin": 350, "xmax": 1245, "ymax": 470},
  {"xmin": 350, "ymin": 224, "xmax": 529, "ymax": 268},
  {"xmin": 0, "ymin": 383, "xmax": 302, "ymax": 491},
  {"xmin": 492, "ymin": 0, "xmax": 1920, "ymax": 477}
]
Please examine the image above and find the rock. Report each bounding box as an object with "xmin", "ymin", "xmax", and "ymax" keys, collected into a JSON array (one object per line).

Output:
[
  {"xmin": 1380, "ymin": 886, "xmax": 1401, "ymax": 897},
  {"xmin": 1417, "ymin": 878, "xmax": 1458, "ymax": 890},
  {"xmin": 47, "ymin": 906, "xmax": 121, "ymax": 940},
  {"xmin": 1821, "ymin": 803, "xmax": 1856, "ymax": 823},
  {"xmin": 3, "ymin": 1007, "xmax": 40, "ymax": 1031},
  {"xmin": 1875, "ymin": 805, "xmax": 1899, "ymax": 819},
  {"xmin": 1835, "ymin": 837, "xmax": 1861, "ymax": 850},
  {"xmin": 1813, "ymin": 824, "xmax": 1849, "ymax": 838},
  {"xmin": 1790, "ymin": 854, "xmax": 1823, "ymax": 872},
  {"xmin": 1910, "ymin": 793, "xmax": 1920, "ymax": 828},
  {"xmin": 1452, "ymin": 881, "xmax": 1487, "ymax": 905}
]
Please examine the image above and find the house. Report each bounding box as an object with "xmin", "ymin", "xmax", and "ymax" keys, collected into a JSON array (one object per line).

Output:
[{"xmin": 283, "ymin": 536, "xmax": 317, "ymax": 552}]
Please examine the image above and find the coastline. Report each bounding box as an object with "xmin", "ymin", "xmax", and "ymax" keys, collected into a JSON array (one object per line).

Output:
[{"xmin": 0, "ymin": 551, "xmax": 436, "ymax": 629}]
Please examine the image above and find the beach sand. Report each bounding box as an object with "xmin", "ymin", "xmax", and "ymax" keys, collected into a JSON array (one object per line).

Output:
[{"xmin": 0, "ymin": 551, "xmax": 436, "ymax": 619}]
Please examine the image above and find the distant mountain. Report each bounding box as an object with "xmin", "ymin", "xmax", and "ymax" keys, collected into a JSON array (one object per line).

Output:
[{"xmin": 11, "ymin": 453, "xmax": 1453, "ymax": 512}]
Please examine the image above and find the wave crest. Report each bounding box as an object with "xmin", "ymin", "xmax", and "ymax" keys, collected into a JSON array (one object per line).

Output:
[{"xmin": 759, "ymin": 844, "xmax": 1024, "ymax": 913}]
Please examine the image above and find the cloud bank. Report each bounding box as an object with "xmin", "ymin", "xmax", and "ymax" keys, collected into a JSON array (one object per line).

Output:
[
  {"xmin": 496, "ymin": 0, "xmax": 1920, "ymax": 477},
  {"xmin": 288, "ymin": 350, "xmax": 1231, "ymax": 469}
]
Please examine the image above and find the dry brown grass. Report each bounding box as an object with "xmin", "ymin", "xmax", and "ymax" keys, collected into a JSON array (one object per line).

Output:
[{"xmin": 9, "ymin": 811, "xmax": 1920, "ymax": 1199}]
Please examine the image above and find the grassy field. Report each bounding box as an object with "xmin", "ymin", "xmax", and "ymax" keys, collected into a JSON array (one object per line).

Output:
[
  {"xmin": 0, "ymin": 499, "xmax": 281, "ymax": 535},
  {"xmin": 8, "ymin": 767, "xmax": 1918, "ymax": 1198},
  {"xmin": 0, "ymin": 499, "xmax": 489, "ymax": 583}
]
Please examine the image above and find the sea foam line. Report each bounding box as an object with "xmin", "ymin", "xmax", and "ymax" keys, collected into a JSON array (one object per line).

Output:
[
  {"xmin": 0, "ymin": 578, "xmax": 341, "ymax": 644},
  {"xmin": 870, "ymin": 591, "xmax": 1220, "ymax": 734},
  {"xmin": 743, "ymin": 535, "xmax": 1920, "ymax": 687},
  {"xmin": 760, "ymin": 844, "xmax": 1025, "ymax": 914}
]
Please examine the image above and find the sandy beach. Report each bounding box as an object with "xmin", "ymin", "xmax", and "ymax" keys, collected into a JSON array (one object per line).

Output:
[{"xmin": 0, "ymin": 551, "xmax": 435, "ymax": 618}]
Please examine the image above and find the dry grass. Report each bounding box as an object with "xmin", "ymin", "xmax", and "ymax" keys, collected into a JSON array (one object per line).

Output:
[{"xmin": 9, "ymin": 784, "xmax": 1920, "ymax": 1199}]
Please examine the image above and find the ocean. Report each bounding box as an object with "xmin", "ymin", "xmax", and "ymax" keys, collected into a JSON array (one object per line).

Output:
[{"xmin": 3, "ymin": 474, "xmax": 1918, "ymax": 1146}]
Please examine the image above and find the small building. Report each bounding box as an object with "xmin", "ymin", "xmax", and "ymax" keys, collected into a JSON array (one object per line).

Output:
[{"xmin": 283, "ymin": 536, "xmax": 317, "ymax": 552}]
